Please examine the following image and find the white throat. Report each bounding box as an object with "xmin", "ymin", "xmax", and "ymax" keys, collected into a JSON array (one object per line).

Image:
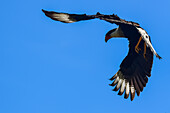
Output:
[{"xmin": 110, "ymin": 26, "xmax": 125, "ymax": 37}]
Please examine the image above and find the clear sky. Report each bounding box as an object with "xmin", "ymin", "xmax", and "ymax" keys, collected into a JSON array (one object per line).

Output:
[{"xmin": 1, "ymin": 0, "xmax": 170, "ymax": 113}]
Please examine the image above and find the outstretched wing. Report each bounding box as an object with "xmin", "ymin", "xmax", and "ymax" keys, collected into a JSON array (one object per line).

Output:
[
  {"xmin": 109, "ymin": 38, "xmax": 153, "ymax": 101},
  {"xmin": 42, "ymin": 9, "xmax": 95, "ymax": 23},
  {"xmin": 42, "ymin": 9, "xmax": 140, "ymax": 26},
  {"xmin": 137, "ymin": 27, "xmax": 162, "ymax": 59}
]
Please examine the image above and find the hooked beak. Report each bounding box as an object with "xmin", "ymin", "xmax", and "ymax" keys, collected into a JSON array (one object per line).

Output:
[{"xmin": 105, "ymin": 35, "xmax": 112, "ymax": 43}]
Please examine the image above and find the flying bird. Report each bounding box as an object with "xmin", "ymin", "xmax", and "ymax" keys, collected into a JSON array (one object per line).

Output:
[{"xmin": 42, "ymin": 9, "xmax": 161, "ymax": 101}]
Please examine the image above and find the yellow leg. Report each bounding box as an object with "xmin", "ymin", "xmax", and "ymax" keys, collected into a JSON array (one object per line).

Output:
[
  {"xmin": 143, "ymin": 42, "xmax": 146, "ymax": 58},
  {"xmin": 135, "ymin": 37, "xmax": 142, "ymax": 53}
]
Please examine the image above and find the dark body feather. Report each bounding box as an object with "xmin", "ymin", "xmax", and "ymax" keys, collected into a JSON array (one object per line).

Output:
[
  {"xmin": 109, "ymin": 24, "xmax": 153, "ymax": 100},
  {"xmin": 42, "ymin": 9, "xmax": 159, "ymax": 101}
]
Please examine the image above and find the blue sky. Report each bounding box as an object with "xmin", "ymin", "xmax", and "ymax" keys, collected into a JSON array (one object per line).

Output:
[{"xmin": 0, "ymin": 0, "xmax": 170, "ymax": 113}]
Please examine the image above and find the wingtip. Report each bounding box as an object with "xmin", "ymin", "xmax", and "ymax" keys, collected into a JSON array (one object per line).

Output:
[
  {"xmin": 118, "ymin": 91, "xmax": 124, "ymax": 96},
  {"xmin": 156, "ymin": 53, "xmax": 162, "ymax": 59},
  {"xmin": 109, "ymin": 73, "xmax": 118, "ymax": 81},
  {"xmin": 130, "ymin": 92, "xmax": 135, "ymax": 101},
  {"xmin": 42, "ymin": 9, "xmax": 45, "ymax": 12},
  {"xmin": 42, "ymin": 9, "xmax": 49, "ymax": 14},
  {"xmin": 124, "ymin": 93, "xmax": 129, "ymax": 99}
]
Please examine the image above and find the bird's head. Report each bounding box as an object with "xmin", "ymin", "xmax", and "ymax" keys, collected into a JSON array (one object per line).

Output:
[
  {"xmin": 105, "ymin": 28, "xmax": 117, "ymax": 42},
  {"xmin": 105, "ymin": 27, "xmax": 125, "ymax": 42}
]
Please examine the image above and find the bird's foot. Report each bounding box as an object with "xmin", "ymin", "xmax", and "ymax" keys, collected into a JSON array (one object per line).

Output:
[
  {"xmin": 135, "ymin": 36, "xmax": 142, "ymax": 53},
  {"xmin": 135, "ymin": 46, "xmax": 141, "ymax": 53}
]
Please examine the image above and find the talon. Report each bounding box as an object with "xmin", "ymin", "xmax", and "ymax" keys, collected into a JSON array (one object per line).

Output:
[
  {"xmin": 135, "ymin": 46, "xmax": 141, "ymax": 53},
  {"xmin": 135, "ymin": 36, "xmax": 142, "ymax": 53},
  {"xmin": 143, "ymin": 53, "xmax": 146, "ymax": 58}
]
